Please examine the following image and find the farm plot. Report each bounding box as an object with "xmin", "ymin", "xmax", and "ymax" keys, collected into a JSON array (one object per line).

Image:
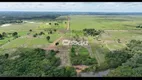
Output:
[{"xmin": 1, "ymin": 32, "xmax": 62, "ymax": 49}]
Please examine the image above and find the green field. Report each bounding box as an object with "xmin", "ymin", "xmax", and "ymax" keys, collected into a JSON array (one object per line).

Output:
[
  {"xmin": 1, "ymin": 15, "xmax": 142, "ymax": 68},
  {"xmin": 67, "ymin": 15, "xmax": 142, "ymax": 66},
  {"xmin": 0, "ymin": 20, "xmax": 65, "ymax": 50},
  {"xmin": 70, "ymin": 15, "xmax": 142, "ymax": 30}
]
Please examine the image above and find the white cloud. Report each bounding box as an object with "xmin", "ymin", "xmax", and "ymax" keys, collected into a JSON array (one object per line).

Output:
[{"xmin": 0, "ymin": 2, "xmax": 142, "ymax": 12}]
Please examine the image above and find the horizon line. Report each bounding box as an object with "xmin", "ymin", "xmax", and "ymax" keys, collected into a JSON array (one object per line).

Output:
[{"xmin": 1, "ymin": 11, "xmax": 142, "ymax": 13}]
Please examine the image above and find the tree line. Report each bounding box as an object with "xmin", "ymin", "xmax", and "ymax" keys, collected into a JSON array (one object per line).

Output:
[
  {"xmin": 0, "ymin": 32, "xmax": 19, "ymax": 40},
  {"xmin": 0, "ymin": 20, "xmax": 23, "ymax": 25},
  {"xmin": 136, "ymin": 25, "xmax": 142, "ymax": 28},
  {"xmin": 83, "ymin": 28, "xmax": 104, "ymax": 36},
  {"xmin": 107, "ymin": 40, "xmax": 142, "ymax": 77},
  {"xmin": 0, "ymin": 48, "xmax": 77, "ymax": 77}
]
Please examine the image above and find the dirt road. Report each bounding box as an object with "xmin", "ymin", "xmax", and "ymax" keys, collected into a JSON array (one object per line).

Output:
[{"xmin": 44, "ymin": 16, "xmax": 70, "ymax": 50}]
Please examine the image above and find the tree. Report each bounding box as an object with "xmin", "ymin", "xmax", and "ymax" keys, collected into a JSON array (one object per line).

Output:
[
  {"xmin": 54, "ymin": 29, "xmax": 56, "ymax": 32},
  {"xmin": 55, "ymin": 50, "xmax": 60, "ymax": 53},
  {"xmin": 107, "ymin": 66, "xmax": 133, "ymax": 77},
  {"xmin": 12, "ymin": 32, "xmax": 18, "ymax": 37},
  {"xmin": 55, "ymin": 42, "xmax": 59, "ymax": 46},
  {"xmin": 2, "ymin": 32, "xmax": 7, "ymax": 37},
  {"xmin": 70, "ymin": 47, "xmax": 76, "ymax": 57},
  {"xmin": 33, "ymin": 33, "xmax": 38, "ymax": 37},
  {"xmin": 49, "ymin": 23, "xmax": 51, "ymax": 25},
  {"xmin": 105, "ymin": 50, "xmax": 131, "ymax": 68},
  {"xmin": 136, "ymin": 25, "xmax": 142, "ymax": 28},
  {"xmin": 49, "ymin": 31, "xmax": 52, "ymax": 34},
  {"xmin": 0, "ymin": 48, "xmax": 77, "ymax": 77},
  {"xmin": 29, "ymin": 29, "xmax": 32, "ymax": 32},
  {"xmin": 5, "ymin": 54, "xmax": 9, "ymax": 59},
  {"xmin": 54, "ymin": 23, "xmax": 57, "ymax": 25},
  {"xmin": 71, "ymin": 47, "xmax": 75, "ymax": 53},
  {"xmin": 46, "ymin": 36, "xmax": 50, "ymax": 41},
  {"xmin": 117, "ymin": 39, "xmax": 121, "ymax": 43},
  {"xmin": 0, "ymin": 34, "xmax": 3, "ymax": 40},
  {"xmin": 83, "ymin": 28, "xmax": 102, "ymax": 37},
  {"xmin": 39, "ymin": 32, "xmax": 45, "ymax": 35},
  {"xmin": 107, "ymin": 40, "xmax": 142, "ymax": 77}
]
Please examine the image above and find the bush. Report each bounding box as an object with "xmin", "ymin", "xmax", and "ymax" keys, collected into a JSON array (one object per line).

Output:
[
  {"xmin": 33, "ymin": 33, "xmax": 38, "ymax": 37},
  {"xmin": 105, "ymin": 50, "xmax": 131, "ymax": 68},
  {"xmin": 83, "ymin": 28, "xmax": 102, "ymax": 36},
  {"xmin": 39, "ymin": 32, "xmax": 45, "ymax": 35},
  {"xmin": 95, "ymin": 62, "xmax": 109, "ymax": 72},
  {"xmin": 55, "ymin": 42, "xmax": 59, "ymax": 46},
  {"xmin": 12, "ymin": 32, "xmax": 18, "ymax": 37},
  {"xmin": 14, "ymin": 35, "xmax": 19, "ymax": 39},
  {"xmin": 70, "ymin": 55, "xmax": 97, "ymax": 65},
  {"xmin": 4, "ymin": 54, "xmax": 9, "ymax": 59}
]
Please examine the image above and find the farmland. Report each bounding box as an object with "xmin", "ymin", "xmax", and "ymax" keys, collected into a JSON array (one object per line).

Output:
[{"xmin": 0, "ymin": 12, "xmax": 142, "ymax": 77}]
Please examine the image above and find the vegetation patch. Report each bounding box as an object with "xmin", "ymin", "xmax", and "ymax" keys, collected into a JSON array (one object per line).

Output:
[
  {"xmin": 70, "ymin": 45, "xmax": 97, "ymax": 65},
  {"xmin": 0, "ymin": 48, "xmax": 77, "ymax": 77},
  {"xmin": 107, "ymin": 40, "xmax": 142, "ymax": 77}
]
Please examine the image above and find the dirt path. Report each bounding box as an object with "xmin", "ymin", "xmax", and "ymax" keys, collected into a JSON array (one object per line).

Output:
[
  {"xmin": 66, "ymin": 16, "xmax": 70, "ymax": 30},
  {"xmin": 104, "ymin": 42, "xmax": 114, "ymax": 51},
  {"xmin": 91, "ymin": 44, "xmax": 101, "ymax": 66},
  {"xmin": 55, "ymin": 46, "xmax": 71, "ymax": 67},
  {"xmin": 48, "ymin": 16, "xmax": 71, "ymax": 66},
  {"xmin": 67, "ymin": 21, "xmax": 70, "ymax": 30},
  {"xmin": 73, "ymin": 65, "xmax": 89, "ymax": 77},
  {"xmin": 43, "ymin": 36, "xmax": 64, "ymax": 51},
  {"xmin": 49, "ymin": 36, "xmax": 64, "ymax": 47},
  {"xmin": 44, "ymin": 16, "xmax": 70, "ymax": 50},
  {"xmin": 87, "ymin": 38, "xmax": 101, "ymax": 66}
]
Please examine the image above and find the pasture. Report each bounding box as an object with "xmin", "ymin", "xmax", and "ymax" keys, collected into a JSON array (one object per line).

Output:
[
  {"xmin": 0, "ymin": 20, "xmax": 65, "ymax": 50},
  {"xmin": 0, "ymin": 15, "xmax": 142, "ymax": 70},
  {"xmin": 68, "ymin": 15, "xmax": 142, "ymax": 66},
  {"xmin": 69, "ymin": 15, "xmax": 142, "ymax": 30}
]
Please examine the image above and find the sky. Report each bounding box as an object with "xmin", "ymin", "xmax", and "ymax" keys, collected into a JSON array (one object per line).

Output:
[{"xmin": 0, "ymin": 2, "xmax": 142, "ymax": 12}]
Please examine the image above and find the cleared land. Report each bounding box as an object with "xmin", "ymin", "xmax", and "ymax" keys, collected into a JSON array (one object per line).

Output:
[{"xmin": 66, "ymin": 15, "xmax": 142, "ymax": 66}]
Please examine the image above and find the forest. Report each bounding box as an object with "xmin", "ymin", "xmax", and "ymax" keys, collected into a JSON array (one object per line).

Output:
[{"xmin": 0, "ymin": 48, "xmax": 76, "ymax": 77}]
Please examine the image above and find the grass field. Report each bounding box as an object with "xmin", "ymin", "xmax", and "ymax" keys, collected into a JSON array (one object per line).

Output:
[
  {"xmin": 0, "ymin": 20, "xmax": 65, "ymax": 50},
  {"xmin": 69, "ymin": 15, "xmax": 142, "ymax": 30},
  {"xmin": 78, "ymin": 47, "xmax": 89, "ymax": 56},
  {"xmin": 1, "ymin": 32, "xmax": 62, "ymax": 49},
  {"xmin": 67, "ymin": 15, "xmax": 142, "ymax": 66},
  {"xmin": 0, "ymin": 15, "xmax": 142, "ymax": 68},
  {"xmin": 73, "ymin": 46, "xmax": 89, "ymax": 56},
  {"xmin": 87, "ymin": 37, "xmax": 109, "ymax": 65},
  {"xmin": 86, "ymin": 29, "xmax": 142, "ymax": 65}
]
